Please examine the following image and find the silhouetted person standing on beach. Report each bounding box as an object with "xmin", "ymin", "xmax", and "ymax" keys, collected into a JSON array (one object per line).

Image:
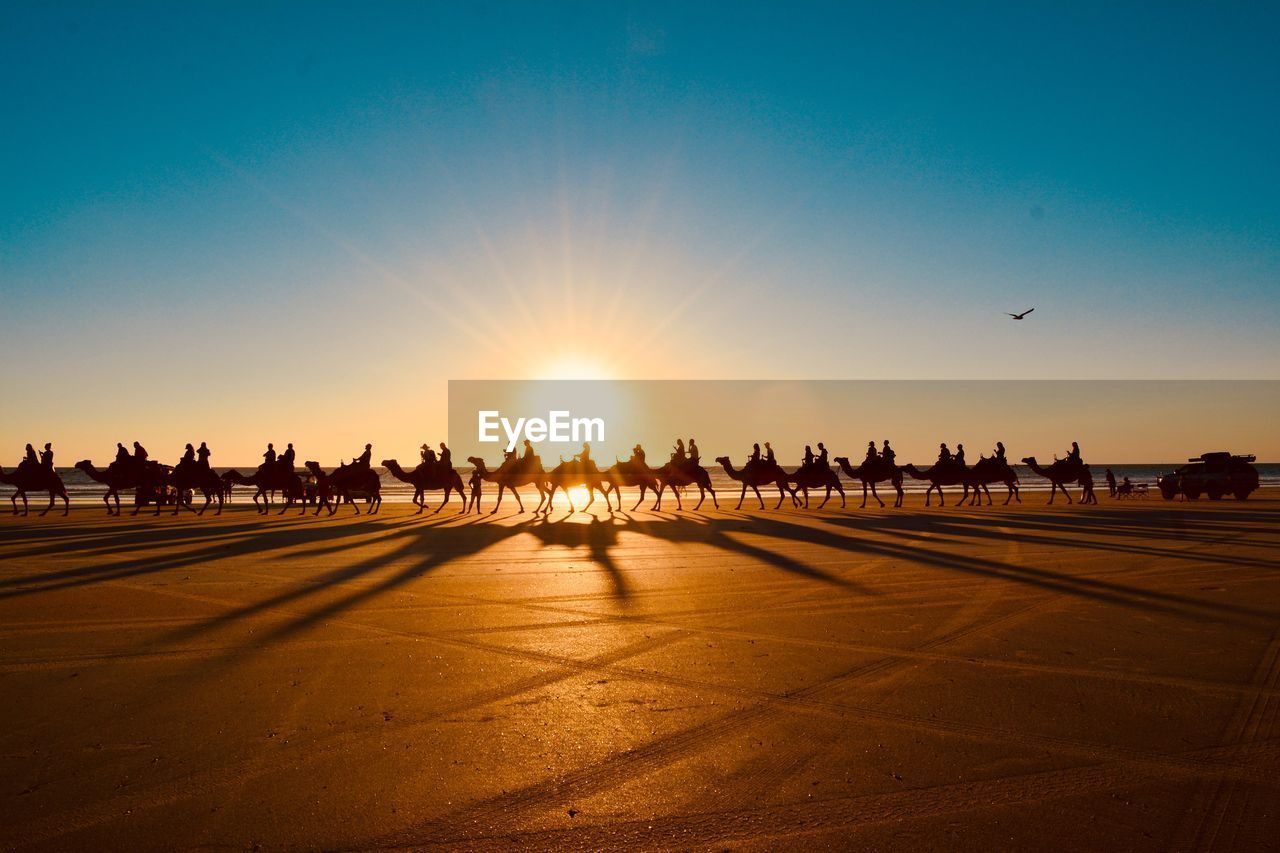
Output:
[
  {"xmin": 1105, "ymin": 467, "xmax": 1117, "ymax": 497},
  {"xmin": 40, "ymin": 442, "xmax": 54, "ymax": 471},
  {"xmin": 197, "ymin": 442, "xmax": 212, "ymax": 469},
  {"xmin": 688, "ymin": 439, "xmax": 700, "ymax": 465},
  {"xmin": 354, "ymin": 443, "xmax": 372, "ymax": 469},
  {"xmin": 954, "ymin": 444, "xmax": 966, "ymax": 467},
  {"xmin": 882, "ymin": 440, "xmax": 896, "ymax": 466},
  {"xmin": 263, "ymin": 443, "xmax": 276, "ymax": 466},
  {"xmin": 467, "ymin": 469, "xmax": 483, "ymax": 514},
  {"xmin": 938, "ymin": 443, "xmax": 953, "ymax": 465}
]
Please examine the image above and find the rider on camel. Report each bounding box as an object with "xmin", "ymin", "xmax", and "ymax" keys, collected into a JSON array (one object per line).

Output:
[
  {"xmin": 573, "ymin": 442, "xmax": 596, "ymax": 473},
  {"xmin": 938, "ymin": 443, "xmax": 953, "ymax": 466},
  {"xmin": 354, "ymin": 444, "xmax": 373, "ymax": 469},
  {"xmin": 764, "ymin": 442, "xmax": 776, "ymax": 466},
  {"xmin": 672, "ymin": 439, "xmax": 686, "ymax": 462},
  {"xmin": 422, "ymin": 446, "xmax": 438, "ymax": 466},
  {"xmin": 882, "ymin": 440, "xmax": 896, "ymax": 466},
  {"xmin": 816, "ymin": 442, "xmax": 828, "ymax": 468},
  {"xmin": 263, "ymin": 443, "xmax": 277, "ymax": 466},
  {"xmin": 40, "ymin": 443, "xmax": 54, "ymax": 470},
  {"xmin": 865, "ymin": 441, "xmax": 878, "ymax": 463},
  {"xmin": 133, "ymin": 441, "xmax": 149, "ymax": 464},
  {"xmin": 438, "ymin": 442, "xmax": 451, "ymax": 470},
  {"xmin": 1066, "ymin": 442, "xmax": 1082, "ymax": 465},
  {"xmin": 22, "ymin": 444, "xmax": 37, "ymax": 468},
  {"xmin": 521, "ymin": 439, "xmax": 535, "ymax": 462},
  {"xmin": 993, "ymin": 441, "xmax": 1006, "ymax": 462},
  {"xmin": 181, "ymin": 443, "xmax": 196, "ymax": 466},
  {"xmin": 688, "ymin": 438, "xmax": 700, "ymax": 465},
  {"xmin": 197, "ymin": 442, "xmax": 212, "ymax": 469},
  {"xmin": 115, "ymin": 442, "xmax": 131, "ymax": 466},
  {"xmin": 280, "ymin": 443, "xmax": 296, "ymax": 469},
  {"xmin": 632, "ymin": 444, "xmax": 646, "ymax": 465},
  {"xmin": 954, "ymin": 443, "xmax": 966, "ymax": 467},
  {"xmin": 803, "ymin": 445, "xmax": 815, "ymax": 468},
  {"xmin": 749, "ymin": 443, "xmax": 761, "ymax": 463}
]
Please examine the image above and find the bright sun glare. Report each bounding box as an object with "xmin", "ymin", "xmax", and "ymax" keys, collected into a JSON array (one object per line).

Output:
[{"xmin": 535, "ymin": 356, "xmax": 616, "ymax": 380}]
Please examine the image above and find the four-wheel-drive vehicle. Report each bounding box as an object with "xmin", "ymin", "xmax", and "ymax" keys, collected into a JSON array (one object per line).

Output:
[{"xmin": 1157, "ymin": 453, "xmax": 1258, "ymax": 501}]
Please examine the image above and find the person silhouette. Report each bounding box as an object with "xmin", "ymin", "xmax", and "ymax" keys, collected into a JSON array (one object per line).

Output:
[
  {"xmin": 115, "ymin": 442, "xmax": 131, "ymax": 466},
  {"xmin": 688, "ymin": 438, "xmax": 700, "ymax": 465},
  {"xmin": 816, "ymin": 442, "xmax": 828, "ymax": 467},
  {"xmin": 994, "ymin": 441, "xmax": 1006, "ymax": 462},
  {"xmin": 938, "ymin": 443, "xmax": 953, "ymax": 465},
  {"xmin": 632, "ymin": 444, "xmax": 646, "ymax": 465},
  {"xmin": 522, "ymin": 439, "xmax": 535, "ymax": 461},
  {"xmin": 423, "ymin": 446, "xmax": 437, "ymax": 466},
  {"xmin": 23, "ymin": 443, "xmax": 37, "ymax": 467},
  {"xmin": 954, "ymin": 443, "xmax": 966, "ymax": 467},
  {"xmin": 354, "ymin": 443, "xmax": 372, "ymax": 468},
  {"xmin": 438, "ymin": 442, "xmax": 452, "ymax": 470},
  {"xmin": 803, "ymin": 445, "xmax": 815, "ymax": 468},
  {"xmin": 467, "ymin": 469, "xmax": 483, "ymax": 514},
  {"xmin": 672, "ymin": 439, "xmax": 686, "ymax": 462},
  {"xmin": 574, "ymin": 442, "xmax": 594, "ymax": 471},
  {"xmin": 197, "ymin": 441, "xmax": 212, "ymax": 469},
  {"xmin": 40, "ymin": 442, "xmax": 54, "ymax": 470},
  {"xmin": 749, "ymin": 443, "xmax": 761, "ymax": 463},
  {"xmin": 419, "ymin": 444, "xmax": 430, "ymax": 464},
  {"xmin": 1105, "ymin": 467, "xmax": 1117, "ymax": 497},
  {"xmin": 881, "ymin": 440, "xmax": 896, "ymax": 466},
  {"xmin": 181, "ymin": 443, "xmax": 196, "ymax": 465},
  {"xmin": 133, "ymin": 441, "xmax": 149, "ymax": 464},
  {"xmin": 1067, "ymin": 441, "xmax": 1082, "ymax": 465},
  {"xmin": 865, "ymin": 441, "xmax": 878, "ymax": 463},
  {"xmin": 263, "ymin": 443, "xmax": 277, "ymax": 466},
  {"xmin": 280, "ymin": 442, "xmax": 295, "ymax": 469},
  {"xmin": 764, "ymin": 442, "xmax": 776, "ymax": 465}
]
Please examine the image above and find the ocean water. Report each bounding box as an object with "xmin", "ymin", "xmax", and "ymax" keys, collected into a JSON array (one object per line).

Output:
[{"xmin": 15, "ymin": 463, "xmax": 1280, "ymax": 507}]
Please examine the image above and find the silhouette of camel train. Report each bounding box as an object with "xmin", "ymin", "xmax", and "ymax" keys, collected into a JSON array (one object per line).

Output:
[{"xmin": 3, "ymin": 438, "xmax": 1106, "ymax": 517}]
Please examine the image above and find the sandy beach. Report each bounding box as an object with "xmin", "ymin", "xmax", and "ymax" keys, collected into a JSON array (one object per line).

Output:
[{"xmin": 2, "ymin": 490, "xmax": 1277, "ymax": 850}]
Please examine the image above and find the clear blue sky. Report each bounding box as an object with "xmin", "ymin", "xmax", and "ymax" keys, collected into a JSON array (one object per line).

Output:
[{"xmin": 2, "ymin": 2, "xmax": 1278, "ymax": 462}]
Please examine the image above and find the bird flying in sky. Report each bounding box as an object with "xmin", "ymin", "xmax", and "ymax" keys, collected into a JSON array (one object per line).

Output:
[{"xmin": 1006, "ymin": 308, "xmax": 1035, "ymax": 320}]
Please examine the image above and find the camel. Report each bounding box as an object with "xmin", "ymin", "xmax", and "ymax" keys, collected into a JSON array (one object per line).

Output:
[
  {"xmin": 652, "ymin": 459, "xmax": 718, "ymax": 511},
  {"xmin": 960, "ymin": 456, "xmax": 1021, "ymax": 506},
  {"xmin": 74, "ymin": 459, "xmax": 172, "ymax": 515},
  {"xmin": 715, "ymin": 457, "xmax": 798, "ymax": 510},
  {"xmin": 382, "ymin": 459, "xmax": 466, "ymax": 514},
  {"xmin": 600, "ymin": 457, "xmax": 665, "ymax": 511},
  {"xmin": 165, "ymin": 461, "xmax": 225, "ymax": 515},
  {"xmin": 222, "ymin": 465, "xmax": 305, "ymax": 514},
  {"xmin": 900, "ymin": 463, "xmax": 967, "ymax": 507},
  {"xmin": 834, "ymin": 457, "xmax": 904, "ymax": 508},
  {"xmin": 1022, "ymin": 456, "xmax": 1089, "ymax": 505},
  {"xmin": 788, "ymin": 463, "xmax": 846, "ymax": 509},
  {"xmin": 467, "ymin": 456, "xmax": 549, "ymax": 514},
  {"xmin": 0, "ymin": 463, "xmax": 70, "ymax": 516},
  {"xmin": 306, "ymin": 461, "xmax": 382, "ymax": 515},
  {"xmin": 544, "ymin": 458, "xmax": 611, "ymax": 513}
]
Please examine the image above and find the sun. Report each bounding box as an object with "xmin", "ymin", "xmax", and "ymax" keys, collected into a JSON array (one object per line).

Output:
[{"xmin": 534, "ymin": 355, "xmax": 617, "ymax": 380}]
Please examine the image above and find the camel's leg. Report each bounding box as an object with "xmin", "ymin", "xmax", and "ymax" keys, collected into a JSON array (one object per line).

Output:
[
  {"xmin": 870, "ymin": 482, "xmax": 884, "ymax": 508},
  {"xmin": 101, "ymin": 491, "xmax": 112, "ymax": 514},
  {"xmin": 634, "ymin": 486, "xmax": 646, "ymax": 512},
  {"xmin": 9, "ymin": 492, "xmax": 17, "ymax": 515},
  {"xmin": 736, "ymin": 484, "xmax": 747, "ymax": 510},
  {"xmin": 692, "ymin": 485, "xmax": 704, "ymax": 511},
  {"xmin": 673, "ymin": 485, "xmax": 684, "ymax": 511},
  {"xmin": 837, "ymin": 485, "xmax": 846, "ymax": 509},
  {"xmin": 582, "ymin": 485, "xmax": 594, "ymax": 511},
  {"xmin": 757, "ymin": 486, "xmax": 768, "ymax": 510}
]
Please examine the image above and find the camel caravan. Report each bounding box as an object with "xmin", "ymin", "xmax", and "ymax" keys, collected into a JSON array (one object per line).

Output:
[{"xmin": 4, "ymin": 435, "xmax": 1108, "ymax": 517}]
